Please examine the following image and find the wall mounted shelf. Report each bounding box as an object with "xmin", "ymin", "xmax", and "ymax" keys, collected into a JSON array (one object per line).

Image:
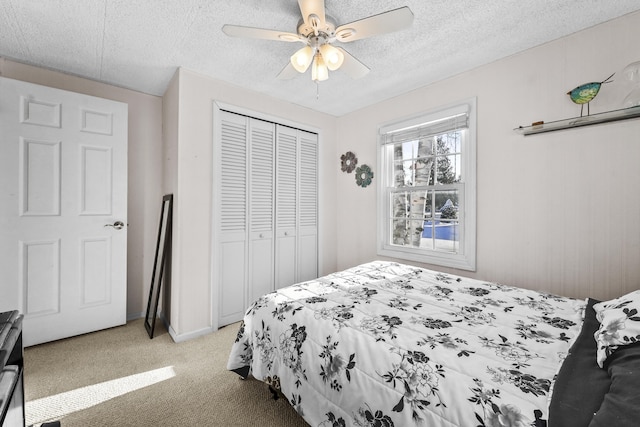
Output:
[{"xmin": 515, "ymin": 105, "xmax": 640, "ymax": 136}]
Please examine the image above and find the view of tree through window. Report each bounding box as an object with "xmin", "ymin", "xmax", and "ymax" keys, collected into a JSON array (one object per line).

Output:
[
  {"xmin": 378, "ymin": 99, "xmax": 476, "ymax": 270},
  {"xmin": 389, "ymin": 131, "xmax": 462, "ymax": 252}
]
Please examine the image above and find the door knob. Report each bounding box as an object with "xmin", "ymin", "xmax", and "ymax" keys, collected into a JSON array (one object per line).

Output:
[{"xmin": 105, "ymin": 221, "xmax": 125, "ymax": 230}]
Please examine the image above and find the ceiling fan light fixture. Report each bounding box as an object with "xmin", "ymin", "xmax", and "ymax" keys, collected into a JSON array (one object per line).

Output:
[
  {"xmin": 319, "ymin": 44, "xmax": 344, "ymax": 71},
  {"xmin": 290, "ymin": 45, "xmax": 314, "ymax": 73},
  {"xmin": 223, "ymin": 4, "xmax": 413, "ymax": 83},
  {"xmin": 312, "ymin": 53, "xmax": 329, "ymax": 81}
]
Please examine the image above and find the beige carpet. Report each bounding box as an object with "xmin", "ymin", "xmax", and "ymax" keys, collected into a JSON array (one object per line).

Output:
[{"xmin": 23, "ymin": 319, "xmax": 309, "ymax": 426}]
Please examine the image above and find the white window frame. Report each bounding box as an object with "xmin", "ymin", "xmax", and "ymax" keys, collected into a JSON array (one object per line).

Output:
[{"xmin": 376, "ymin": 97, "xmax": 477, "ymax": 271}]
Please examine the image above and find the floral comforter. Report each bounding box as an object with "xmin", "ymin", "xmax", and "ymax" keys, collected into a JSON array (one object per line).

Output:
[{"xmin": 227, "ymin": 261, "xmax": 585, "ymax": 427}]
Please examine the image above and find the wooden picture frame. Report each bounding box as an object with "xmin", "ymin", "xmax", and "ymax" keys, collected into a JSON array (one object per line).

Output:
[{"xmin": 145, "ymin": 194, "xmax": 173, "ymax": 339}]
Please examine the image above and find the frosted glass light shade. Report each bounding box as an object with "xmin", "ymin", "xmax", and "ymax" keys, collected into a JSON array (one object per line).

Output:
[
  {"xmin": 312, "ymin": 53, "xmax": 329, "ymax": 81},
  {"xmin": 290, "ymin": 46, "xmax": 314, "ymax": 73},
  {"xmin": 319, "ymin": 44, "xmax": 344, "ymax": 71}
]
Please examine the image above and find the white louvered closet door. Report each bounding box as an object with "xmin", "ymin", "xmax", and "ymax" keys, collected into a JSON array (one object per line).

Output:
[
  {"xmin": 218, "ymin": 111, "xmax": 248, "ymax": 326},
  {"xmin": 275, "ymin": 126, "xmax": 298, "ymax": 289},
  {"xmin": 248, "ymin": 119, "xmax": 275, "ymax": 303},
  {"xmin": 214, "ymin": 107, "xmax": 318, "ymax": 327},
  {"xmin": 298, "ymin": 130, "xmax": 318, "ymax": 282}
]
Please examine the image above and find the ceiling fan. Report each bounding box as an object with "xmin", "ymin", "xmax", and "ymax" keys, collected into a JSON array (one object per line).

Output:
[{"xmin": 222, "ymin": 0, "xmax": 414, "ymax": 82}]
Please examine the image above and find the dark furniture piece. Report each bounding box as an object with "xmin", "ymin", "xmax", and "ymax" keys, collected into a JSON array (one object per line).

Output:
[{"xmin": 0, "ymin": 311, "xmax": 25, "ymax": 427}]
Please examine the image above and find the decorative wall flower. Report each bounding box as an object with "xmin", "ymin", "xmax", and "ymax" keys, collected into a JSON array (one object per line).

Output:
[
  {"xmin": 340, "ymin": 151, "xmax": 358, "ymax": 173},
  {"xmin": 355, "ymin": 164, "xmax": 374, "ymax": 188}
]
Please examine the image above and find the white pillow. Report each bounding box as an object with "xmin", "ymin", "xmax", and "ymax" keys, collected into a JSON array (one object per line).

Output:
[{"xmin": 593, "ymin": 290, "xmax": 640, "ymax": 368}]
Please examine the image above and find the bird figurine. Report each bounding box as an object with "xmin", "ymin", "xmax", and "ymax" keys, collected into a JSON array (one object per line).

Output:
[{"xmin": 567, "ymin": 73, "xmax": 614, "ymax": 116}]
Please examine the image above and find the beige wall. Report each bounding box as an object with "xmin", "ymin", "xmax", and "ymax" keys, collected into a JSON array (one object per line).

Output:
[
  {"xmin": 0, "ymin": 58, "xmax": 164, "ymax": 319},
  {"xmin": 164, "ymin": 68, "xmax": 338, "ymax": 340},
  {"xmin": 335, "ymin": 11, "xmax": 640, "ymax": 301}
]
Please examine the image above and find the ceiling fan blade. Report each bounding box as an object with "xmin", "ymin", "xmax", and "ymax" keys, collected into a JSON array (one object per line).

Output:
[
  {"xmin": 222, "ymin": 25, "xmax": 304, "ymax": 43},
  {"xmin": 298, "ymin": 0, "xmax": 326, "ymax": 29},
  {"xmin": 335, "ymin": 6, "xmax": 414, "ymax": 42},
  {"xmin": 277, "ymin": 63, "xmax": 300, "ymax": 80},
  {"xmin": 336, "ymin": 48, "xmax": 370, "ymax": 79}
]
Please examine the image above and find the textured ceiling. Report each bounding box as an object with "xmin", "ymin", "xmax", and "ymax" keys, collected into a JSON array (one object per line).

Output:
[{"xmin": 1, "ymin": 1, "xmax": 639, "ymax": 116}]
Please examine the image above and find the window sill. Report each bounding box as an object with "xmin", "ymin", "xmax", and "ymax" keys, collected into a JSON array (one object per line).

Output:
[{"xmin": 378, "ymin": 246, "xmax": 476, "ymax": 271}]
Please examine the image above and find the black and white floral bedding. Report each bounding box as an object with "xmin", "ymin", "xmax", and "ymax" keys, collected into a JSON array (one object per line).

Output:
[{"xmin": 227, "ymin": 261, "xmax": 586, "ymax": 427}]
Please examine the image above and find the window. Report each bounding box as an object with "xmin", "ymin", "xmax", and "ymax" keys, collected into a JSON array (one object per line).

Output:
[{"xmin": 377, "ymin": 98, "xmax": 476, "ymax": 270}]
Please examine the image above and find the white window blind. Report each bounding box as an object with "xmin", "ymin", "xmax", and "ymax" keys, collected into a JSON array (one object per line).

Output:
[{"xmin": 380, "ymin": 104, "xmax": 470, "ymax": 145}]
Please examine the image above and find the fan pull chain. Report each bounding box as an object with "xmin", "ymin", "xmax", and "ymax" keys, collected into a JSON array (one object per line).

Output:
[{"xmin": 316, "ymin": 81, "xmax": 320, "ymax": 100}]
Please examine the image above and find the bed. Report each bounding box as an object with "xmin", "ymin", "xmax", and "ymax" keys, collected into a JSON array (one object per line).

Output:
[{"xmin": 227, "ymin": 261, "xmax": 640, "ymax": 427}]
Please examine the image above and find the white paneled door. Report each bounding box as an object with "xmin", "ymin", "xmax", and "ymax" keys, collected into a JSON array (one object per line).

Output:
[{"xmin": 0, "ymin": 77, "xmax": 128, "ymax": 346}]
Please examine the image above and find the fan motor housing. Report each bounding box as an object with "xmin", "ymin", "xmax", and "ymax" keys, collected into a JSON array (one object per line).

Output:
[{"xmin": 297, "ymin": 16, "xmax": 336, "ymax": 39}]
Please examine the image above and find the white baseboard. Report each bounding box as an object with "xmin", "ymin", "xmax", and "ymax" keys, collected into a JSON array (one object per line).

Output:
[
  {"xmin": 132, "ymin": 312, "xmax": 216, "ymax": 343},
  {"xmin": 166, "ymin": 322, "xmax": 215, "ymax": 343}
]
